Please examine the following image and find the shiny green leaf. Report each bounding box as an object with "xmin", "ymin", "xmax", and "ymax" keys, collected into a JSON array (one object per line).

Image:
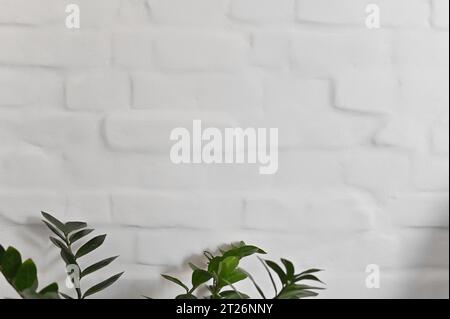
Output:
[
  {"xmin": 42, "ymin": 221, "xmax": 66, "ymax": 243},
  {"xmin": 65, "ymin": 222, "xmax": 87, "ymax": 234},
  {"xmin": 192, "ymin": 269, "xmax": 213, "ymax": 289},
  {"xmin": 162, "ymin": 274, "xmax": 189, "ymax": 292},
  {"xmin": 265, "ymin": 260, "xmax": 287, "ymax": 285},
  {"xmin": 14, "ymin": 259, "xmax": 38, "ymax": 291},
  {"xmin": 39, "ymin": 282, "xmax": 59, "ymax": 295},
  {"xmin": 1, "ymin": 246, "xmax": 22, "ymax": 278},
  {"xmin": 175, "ymin": 294, "xmax": 197, "ymax": 299},
  {"xmin": 281, "ymin": 259, "xmax": 295, "ymax": 281},
  {"xmin": 81, "ymin": 256, "xmax": 118, "ymax": 278},
  {"xmin": 69, "ymin": 229, "xmax": 94, "ymax": 244},
  {"xmin": 82, "ymin": 272, "xmax": 123, "ymax": 298},
  {"xmin": 75, "ymin": 234, "xmax": 106, "ymax": 259},
  {"xmin": 41, "ymin": 212, "xmax": 66, "ymax": 234}
]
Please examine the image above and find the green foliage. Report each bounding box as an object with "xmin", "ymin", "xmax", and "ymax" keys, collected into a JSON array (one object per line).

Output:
[
  {"xmin": 0, "ymin": 245, "xmax": 60, "ymax": 299},
  {"xmin": 42, "ymin": 211, "xmax": 123, "ymax": 299},
  {"xmin": 161, "ymin": 241, "xmax": 325, "ymax": 299}
]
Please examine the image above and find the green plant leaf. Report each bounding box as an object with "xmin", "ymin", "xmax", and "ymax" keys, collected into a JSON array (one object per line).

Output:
[
  {"xmin": 49, "ymin": 237, "xmax": 68, "ymax": 250},
  {"xmin": 162, "ymin": 275, "xmax": 189, "ymax": 292},
  {"xmin": 42, "ymin": 221, "xmax": 66, "ymax": 244},
  {"xmin": 192, "ymin": 269, "xmax": 213, "ymax": 290},
  {"xmin": 265, "ymin": 260, "xmax": 287, "ymax": 285},
  {"xmin": 207, "ymin": 256, "xmax": 222, "ymax": 273},
  {"xmin": 60, "ymin": 292, "xmax": 74, "ymax": 299},
  {"xmin": 14, "ymin": 259, "xmax": 37, "ymax": 291},
  {"xmin": 175, "ymin": 294, "xmax": 197, "ymax": 299},
  {"xmin": 294, "ymin": 274, "xmax": 324, "ymax": 284},
  {"xmin": 39, "ymin": 282, "xmax": 59, "ymax": 295},
  {"xmin": 220, "ymin": 256, "xmax": 239, "ymax": 275},
  {"xmin": 277, "ymin": 284, "xmax": 320, "ymax": 299},
  {"xmin": 222, "ymin": 245, "xmax": 266, "ymax": 259},
  {"xmin": 219, "ymin": 268, "xmax": 248, "ymax": 288},
  {"xmin": 41, "ymin": 212, "xmax": 66, "ymax": 234},
  {"xmin": 82, "ymin": 272, "xmax": 123, "ymax": 298},
  {"xmin": 81, "ymin": 256, "xmax": 118, "ymax": 278},
  {"xmin": 69, "ymin": 229, "xmax": 94, "ymax": 244},
  {"xmin": 220, "ymin": 290, "xmax": 250, "ymax": 299},
  {"xmin": 297, "ymin": 268, "xmax": 323, "ymax": 276},
  {"xmin": 1, "ymin": 246, "xmax": 22, "ymax": 279},
  {"xmin": 281, "ymin": 259, "xmax": 295, "ymax": 281},
  {"xmin": 65, "ymin": 222, "xmax": 87, "ymax": 234},
  {"xmin": 0, "ymin": 244, "xmax": 5, "ymax": 265},
  {"xmin": 60, "ymin": 249, "xmax": 76, "ymax": 266},
  {"xmin": 75, "ymin": 234, "xmax": 106, "ymax": 259}
]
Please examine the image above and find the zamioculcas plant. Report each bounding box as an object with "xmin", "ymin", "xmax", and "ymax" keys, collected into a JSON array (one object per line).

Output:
[
  {"xmin": 41, "ymin": 212, "xmax": 123, "ymax": 299},
  {"xmin": 162, "ymin": 241, "xmax": 325, "ymax": 299},
  {"xmin": 0, "ymin": 245, "xmax": 60, "ymax": 299}
]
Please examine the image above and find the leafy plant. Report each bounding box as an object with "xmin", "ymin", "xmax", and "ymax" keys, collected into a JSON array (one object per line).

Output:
[
  {"xmin": 41, "ymin": 211, "xmax": 123, "ymax": 299},
  {"xmin": 162, "ymin": 241, "xmax": 324, "ymax": 299},
  {"xmin": 261, "ymin": 258, "xmax": 324, "ymax": 299},
  {"xmin": 0, "ymin": 245, "xmax": 60, "ymax": 299}
]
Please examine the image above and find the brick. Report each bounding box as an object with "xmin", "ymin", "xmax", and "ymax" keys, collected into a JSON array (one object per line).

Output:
[
  {"xmin": 154, "ymin": 32, "xmax": 247, "ymax": 71},
  {"xmin": 432, "ymin": 0, "xmax": 449, "ymax": 28},
  {"xmin": 264, "ymin": 76, "xmax": 330, "ymax": 111},
  {"xmin": 104, "ymin": 110, "xmax": 236, "ymax": 153},
  {"xmin": 251, "ymin": 32, "xmax": 290, "ymax": 69},
  {"xmin": 0, "ymin": 192, "xmax": 65, "ymax": 224},
  {"xmin": 335, "ymin": 69, "xmax": 400, "ymax": 114},
  {"xmin": 243, "ymin": 191, "xmax": 374, "ymax": 232},
  {"xmin": 271, "ymin": 151, "xmax": 345, "ymax": 190},
  {"xmin": 113, "ymin": 31, "xmax": 154, "ymax": 68},
  {"xmin": 132, "ymin": 73, "xmax": 198, "ymax": 109},
  {"xmin": 16, "ymin": 112, "xmax": 99, "ymax": 149},
  {"xmin": 0, "ymin": 68, "xmax": 63, "ymax": 107},
  {"xmin": 66, "ymin": 71, "xmax": 130, "ymax": 110},
  {"xmin": 291, "ymin": 30, "xmax": 391, "ymax": 77},
  {"xmin": 230, "ymin": 0, "xmax": 295, "ymax": 23},
  {"xmin": 374, "ymin": 116, "xmax": 428, "ymax": 150},
  {"xmin": 297, "ymin": 0, "xmax": 430, "ymax": 27},
  {"xmin": 197, "ymin": 74, "xmax": 263, "ymax": 112},
  {"xmin": 0, "ymin": 147, "xmax": 65, "ymax": 188},
  {"xmin": 111, "ymin": 191, "xmax": 243, "ymax": 229},
  {"xmin": 0, "ymin": 29, "xmax": 111, "ymax": 68},
  {"xmin": 392, "ymin": 31, "xmax": 449, "ymax": 70},
  {"xmin": 412, "ymin": 155, "xmax": 449, "ymax": 191},
  {"xmin": 385, "ymin": 193, "xmax": 449, "ymax": 228},
  {"xmin": 265, "ymin": 109, "xmax": 379, "ymax": 149},
  {"xmin": 342, "ymin": 150, "xmax": 411, "ymax": 197},
  {"xmin": 147, "ymin": 0, "xmax": 228, "ymax": 25}
]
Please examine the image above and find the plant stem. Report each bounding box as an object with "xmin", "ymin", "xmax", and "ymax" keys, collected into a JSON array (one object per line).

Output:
[{"xmin": 64, "ymin": 234, "xmax": 83, "ymax": 299}]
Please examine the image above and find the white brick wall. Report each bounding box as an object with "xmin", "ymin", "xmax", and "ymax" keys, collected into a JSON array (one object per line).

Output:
[{"xmin": 0, "ymin": 0, "xmax": 448, "ymax": 299}]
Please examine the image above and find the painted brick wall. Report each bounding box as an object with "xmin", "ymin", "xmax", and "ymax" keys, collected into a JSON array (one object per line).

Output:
[{"xmin": 0, "ymin": 0, "xmax": 448, "ymax": 298}]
